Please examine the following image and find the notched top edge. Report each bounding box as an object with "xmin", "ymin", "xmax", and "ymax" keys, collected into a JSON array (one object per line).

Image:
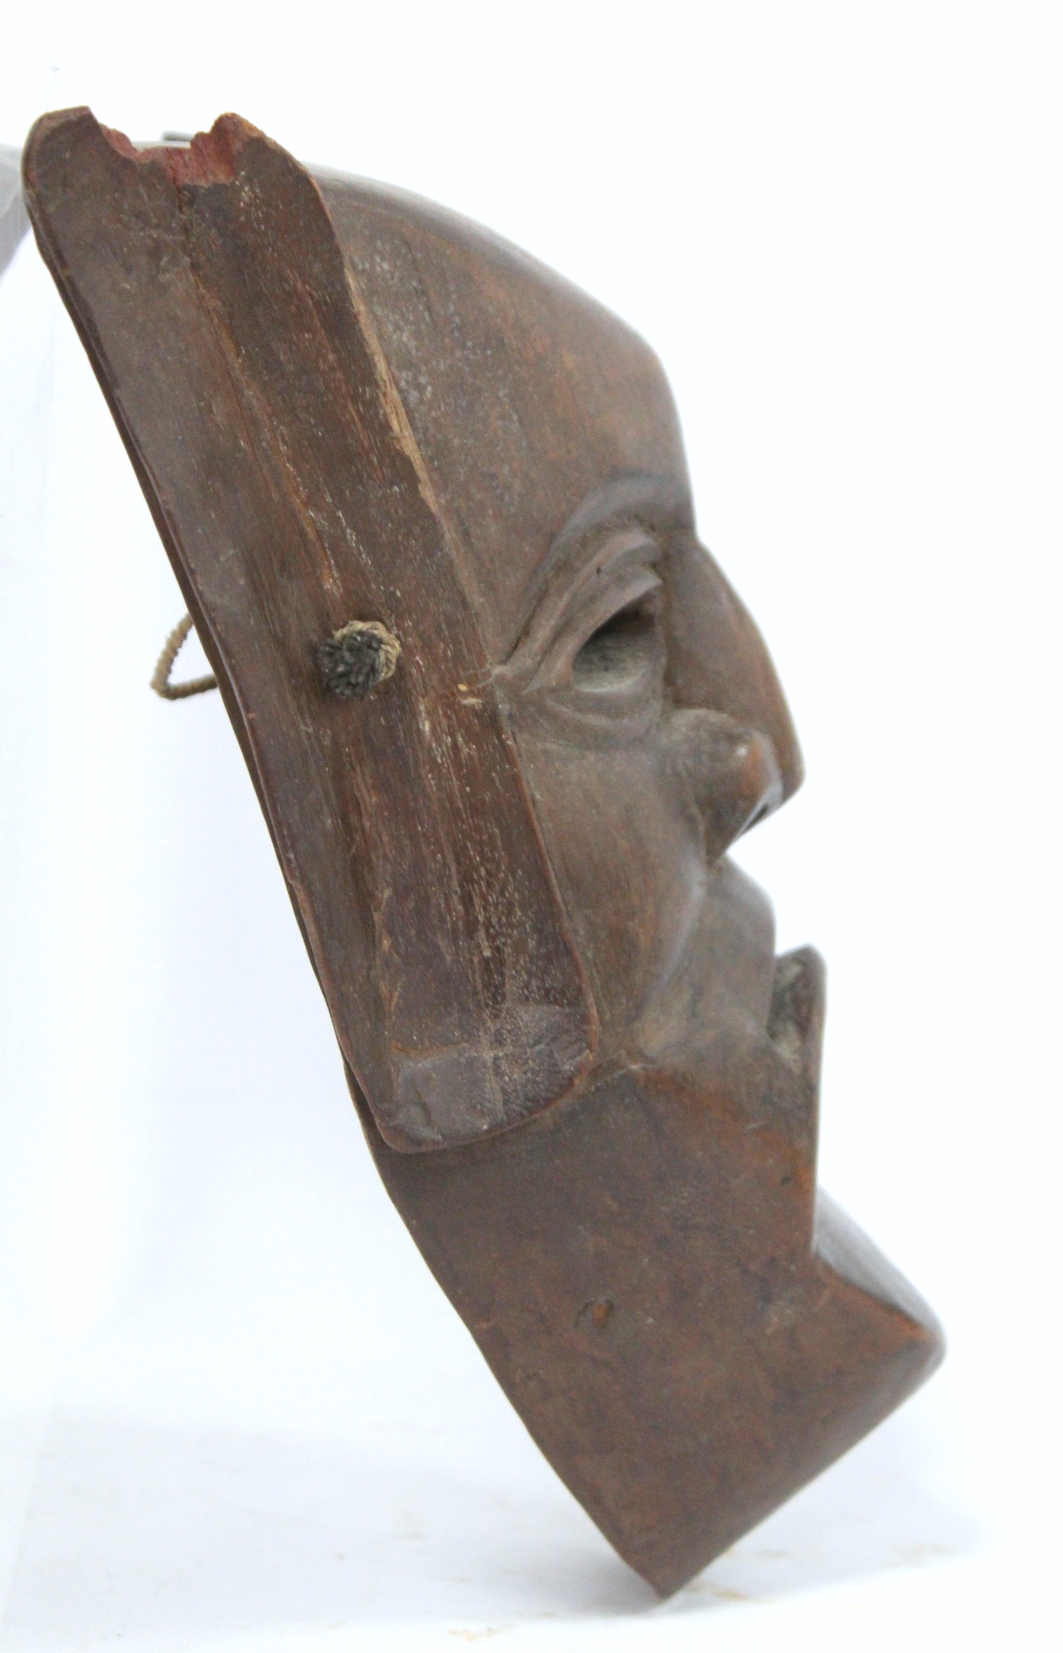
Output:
[
  {"xmin": 24, "ymin": 106, "xmax": 264, "ymax": 187},
  {"xmin": 23, "ymin": 106, "xmax": 269, "ymax": 203},
  {"xmin": 102, "ymin": 112, "xmax": 262, "ymax": 186}
]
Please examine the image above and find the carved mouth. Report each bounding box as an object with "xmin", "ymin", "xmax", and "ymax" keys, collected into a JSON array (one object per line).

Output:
[
  {"xmin": 632, "ymin": 864, "xmax": 825, "ymax": 1151},
  {"xmin": 767, "ymin": 946, "xmax": 826, "ymax": 1097}
]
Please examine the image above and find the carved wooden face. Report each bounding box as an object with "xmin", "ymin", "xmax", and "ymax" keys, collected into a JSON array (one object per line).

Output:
[
  {"xmin": 23, "ymin": 113, "xmax": 945, "ymax": 1603},
  {"xmin": 501, "ymin": 499, "xmax": 792, "ymax": 1057},
  {"xmin": 25, "ymin": 111, "xmax": 804, "ymax": 1144},
  {"xmin": 319, "ymin": 172, "xmax": 805, "ymax": 1069}
]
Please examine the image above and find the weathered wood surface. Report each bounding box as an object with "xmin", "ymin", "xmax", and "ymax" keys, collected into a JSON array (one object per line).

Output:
[
  {"xmin": 23, "ymin": 109, "xmax": 596, "ymax": 1153},
  {"xmin": 22, "ymin": 109, "xmax": 943, "ymax": 1596}
]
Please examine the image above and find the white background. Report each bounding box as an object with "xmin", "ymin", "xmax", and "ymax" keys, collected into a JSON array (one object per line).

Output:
[{"xmin": 1, "ymin": 4, "xmax": 1060, "ymax": 1648}]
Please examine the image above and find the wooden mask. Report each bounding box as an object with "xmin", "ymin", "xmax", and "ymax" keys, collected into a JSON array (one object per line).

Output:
[{"xmin": 22, "ymin": 109, "xmax": 943, "ymax": 1596}]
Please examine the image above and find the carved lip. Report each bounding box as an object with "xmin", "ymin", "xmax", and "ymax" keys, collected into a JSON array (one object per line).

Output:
[
  {"xmin": 766, "ymin": 946, "xmax": 825, "ymax": 1083},
  {"xmin": 634, "ymin": 870, "xmax": 825, "ymax": 1140}
]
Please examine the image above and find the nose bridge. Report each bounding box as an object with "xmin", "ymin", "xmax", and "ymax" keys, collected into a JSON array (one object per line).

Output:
[
  {"xmin": 664, "ymin": 708, "xmax": 783, "ymax": 862},
  {"xmin": 665, "ymin": 538, "xmax": 804, "ymax": 803}
]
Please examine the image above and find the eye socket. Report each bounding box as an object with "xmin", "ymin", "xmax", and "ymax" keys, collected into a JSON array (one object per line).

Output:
[
  {"xmin": 572, "ymin": 596, "xmax": 660, "ymax": 689},
  {"xmin": 498, "ymin": 527, "xmax": 666, "ymax": 746}
]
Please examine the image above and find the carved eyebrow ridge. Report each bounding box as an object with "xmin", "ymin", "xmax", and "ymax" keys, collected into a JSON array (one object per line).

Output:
[
  {"xmin": 499, "ymin": 471, "xmax": 692, "ymax": 664},
  {"xmin": 501, "ymin": 522, "xmax": 661, "ymax": 688}
]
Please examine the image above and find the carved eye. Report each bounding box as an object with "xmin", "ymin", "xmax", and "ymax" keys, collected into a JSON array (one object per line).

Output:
[
  {"xmin": 572, "ymin": 594, "xmax": 660, "ymax": 690},
  {"xmin": 500, "ymin": 530, "xmax": 666, "ymax": 744}
]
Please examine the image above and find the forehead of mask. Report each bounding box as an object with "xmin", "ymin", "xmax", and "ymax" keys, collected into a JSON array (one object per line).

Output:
[{"xmin": 313, "ymin": 169, "xmax": 689, "ymax": 662}]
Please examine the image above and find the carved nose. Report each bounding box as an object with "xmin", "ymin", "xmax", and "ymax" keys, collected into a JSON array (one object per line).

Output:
[{"xmin": 664, "ymin": 708, "xmax": 783, "ymax": 860}]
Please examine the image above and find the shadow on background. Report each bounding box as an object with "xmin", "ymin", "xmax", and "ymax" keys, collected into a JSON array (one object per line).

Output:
[{"xmin": 0, "ymin": 1406, "xmax": 976, "ymax": 1648}]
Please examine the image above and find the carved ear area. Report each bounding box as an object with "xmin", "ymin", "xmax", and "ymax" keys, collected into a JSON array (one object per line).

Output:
[{"xmin": 23, "ymin": 106, "xmax": 597, "ymax": 1152}]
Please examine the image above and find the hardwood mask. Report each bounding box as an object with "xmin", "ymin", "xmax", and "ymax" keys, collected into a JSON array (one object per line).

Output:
[{"xmin": 22, "ymin": 109, "xmax": 943, "ymax": 1597}]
